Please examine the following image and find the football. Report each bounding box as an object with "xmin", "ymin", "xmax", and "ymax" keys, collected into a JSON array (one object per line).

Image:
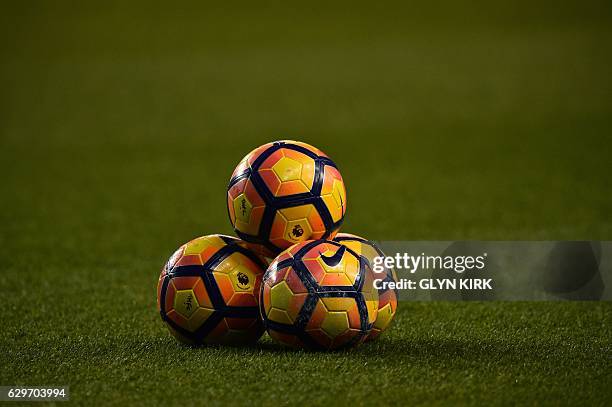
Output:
[
  {"xmin": 227, "ymin": 140, "xmax": 346, "ymax": 257},
  {"xmin": 333, "ymin": 233, "xmax": 398, "ymax": 340},
  {"xmin": 260, "ymin": 240, "xmax": 378, "ymax": 350},
  {"xmin": 157, "ymin": 234, "xmax": 266, "ymax": 345}
]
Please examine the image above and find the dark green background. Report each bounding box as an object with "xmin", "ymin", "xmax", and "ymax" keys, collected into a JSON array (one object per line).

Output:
[{"xmin": 1, "ymin": 1, "xmax": 610, "ymax": 405}]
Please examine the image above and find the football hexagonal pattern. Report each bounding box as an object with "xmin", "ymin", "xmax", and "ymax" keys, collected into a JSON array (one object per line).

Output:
[
  {"xmin": 260, "ymin": 240, "xmax": 379, "ymax": 350},
  {"xmin": 333, "ymin": 233, "xmax": 398, "ymax": 340},
  {"xmin": 228, "ymin": 141, "xmax": 347, "ymax": 257},
  {"xmin": 157, "ymin": 234, "xmax": 267, "ymax": 345}
]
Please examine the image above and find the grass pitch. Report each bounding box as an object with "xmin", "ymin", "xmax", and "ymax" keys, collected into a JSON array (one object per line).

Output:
[
  {"xmin": 2, "ymin": 302, "xmax": 610, "ymax": 405},
  {"xmin": 1, "ymin": 1, "xmax": 611, "ymax": 405}
]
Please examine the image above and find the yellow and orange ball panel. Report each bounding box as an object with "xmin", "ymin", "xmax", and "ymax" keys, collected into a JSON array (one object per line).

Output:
[
  {"xmin": 227, "ymin": 141, "xmax": 346, "ymax": 256},
  {"xmin": 157, "ymin": 234, "xmax": 267, "ymax": 345},
  {"xmin": 260, "ymin": 240, "xmax": 379, "ymax": 350},
  {"xmin": 332, "ymin": 233, "xmax": 398, "ymax": 340}
]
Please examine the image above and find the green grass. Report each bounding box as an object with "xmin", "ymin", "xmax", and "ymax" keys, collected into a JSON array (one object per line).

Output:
[
  {"xmin": 2, "ymin": 303, "xmax": 610, "ymax": 405},
  {"xmin": 1, "ymin": 0, "xmax": 611, "ymax": 405}
]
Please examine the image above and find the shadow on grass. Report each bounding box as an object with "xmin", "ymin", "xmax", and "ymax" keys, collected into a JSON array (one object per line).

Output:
[
  {"xmin": 146, "ymin": 334, "xmax": 565, "ymax": 364},
  {"xmin": 247, "ymin": 334, "xmax": 575, "ymax": 364}
]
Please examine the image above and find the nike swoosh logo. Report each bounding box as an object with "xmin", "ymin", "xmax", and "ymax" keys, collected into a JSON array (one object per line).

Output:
[{"xmin": 320, "ymin": 246, "xmax": 346, "ymax": 268}]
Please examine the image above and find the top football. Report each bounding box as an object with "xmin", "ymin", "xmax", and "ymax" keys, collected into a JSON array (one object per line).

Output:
[{"xmin": 227, "ymin": 141, "xmax": 347, "ymax": 257}]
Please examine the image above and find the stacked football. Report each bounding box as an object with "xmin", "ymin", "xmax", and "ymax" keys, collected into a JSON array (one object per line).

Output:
[{"xmin": 157, "ymin": 141, "xmax": 398, "ymax": 350}]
